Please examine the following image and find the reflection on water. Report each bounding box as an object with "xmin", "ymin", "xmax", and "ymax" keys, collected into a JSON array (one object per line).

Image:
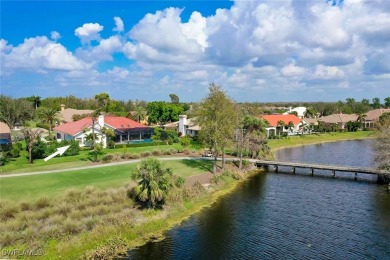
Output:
[{"xmin": 125, "ymin": 140, "xmax": 390, "ymax": 259}]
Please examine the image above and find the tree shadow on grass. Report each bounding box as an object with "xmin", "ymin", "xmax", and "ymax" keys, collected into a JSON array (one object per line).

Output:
[{"xmin": 181, "ymin": 159, "xmax": 213, "ymax": 173}]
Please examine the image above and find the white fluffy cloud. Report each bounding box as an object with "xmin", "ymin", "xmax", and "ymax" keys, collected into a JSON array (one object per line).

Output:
[
  {"xmin": 75, "ymin": 23, "xmax": 104, "ymax": 43},
  {"xmin": 50, "ymin": 31, "xmax": 61, "ymax": 41},
  {"xmin": 126, "ymin": 8, "xmax": 205, "ymax": 64},
  {"xmin": 113, "ymin": 17, "xmax": 124, "ymax": 32},
  {"xmin": 1, "ymin": 36, "xmax": 89, "ymax": 72},
  {"xmin": 76, "ymin": 35, "xmax": 123, "ymax": 63},
  {"xmin": 2, "ymin": 0, "xmax": 390, "ymax": 101}
]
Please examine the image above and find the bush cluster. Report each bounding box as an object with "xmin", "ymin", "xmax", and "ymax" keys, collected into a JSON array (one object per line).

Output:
[
  {"xmin": 31, "ymin": 139, "xmax": 80, "ymax": 159},
  {"xmin": 0, "ymin": 187, "xmax": 135, "ymax": 248}
]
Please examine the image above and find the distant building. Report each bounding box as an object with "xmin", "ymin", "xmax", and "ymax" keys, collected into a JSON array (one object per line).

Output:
[
  {"xmin": 0, "ymin": 122, "xmax": 11, "ymax": 145},
  {"xmin": 363, "ymin": 108, "xmax": 390, "ymax": 128},
  {"xmin": 260, "ymin": 114, "xmax": 303, "ymax": 137},
  {"xmin": 317, "ymin": 114, "xmax": 358, "ymax": 130},
  {"xmin": 59, "ymin": 104, "xmax": 94, "ymax": 123},
  {"xmin": 54, "ymin": 115, "xmax": 152, "ymax": 148},
  {"xmin": 163, "ymin": 115, "xmax": 200, "ymax": 137},
  {"xmin": 283, "ymin": 107, "xmax": 307, "ymax": 118}
]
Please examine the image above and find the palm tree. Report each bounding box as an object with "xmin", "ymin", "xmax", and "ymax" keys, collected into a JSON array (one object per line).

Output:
[
  {"xmin": 357, "ymin": 113, "xmax": 367, "ymax": 129},
  {"xmin": 131, "ymin": 158, "xmax": 173, "ymax": 209},
  {"xmin": 277, "ymin": 120, "xmax": 285, "ymax": 137},
  {"xmin": 287, "ymin": 121, "xmax": 295, "ymax": 133},
  {"xmin": 37, "ymin": 107, "xmax": 60, "ymax": 137},
  {"xmin": 134, "ymin": 106, "xmax": 147, "ymax": 123}
]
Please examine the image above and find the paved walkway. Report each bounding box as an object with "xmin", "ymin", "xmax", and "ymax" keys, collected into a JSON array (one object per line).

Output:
[
  {"xmin": 0, "ymin": 157, "xmax": 215, "ymax": 178},
  {"xmin": 0, "ymin": 157, "xmax": 257, "ymax": 179}
]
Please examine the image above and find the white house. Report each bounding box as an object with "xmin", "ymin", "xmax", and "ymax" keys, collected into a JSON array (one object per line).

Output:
[
  {"xmin": 283, "ymin": 107, "xmax": 307, "ymax": 118},
  {"xmin": 54, "ymin": 115, "xmax": 152, "ymax": 148},
  {"xmin": 260, "ymin": 114, "xmax": 304, "ymax": 137}
]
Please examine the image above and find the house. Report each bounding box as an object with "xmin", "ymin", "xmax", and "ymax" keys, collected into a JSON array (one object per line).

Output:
[
  {"xmin": 0, "ymin": 122, "xmax": 12, "ymax": 145},
  {"xmin": 317, "ymin": 113, "xmax": 358, "ymax": 130},
  {"xmin": 260, "ymin": 114, "xmax": 303, "ymax": 137},
  {"xmin": 163, "ymin": 115, "xmax": 200, "ymax": 137},
  {"xmin": 54, "ymin": 115, "xmax": 152, "ymax": 148},
  {"xmin": 363, "ymin": 108, "xmax": 390, "ymax": 128},
  {"xmin": 283, "ymin": 107, "xmax": 307, "ymax": 118},
  {"xmin": 178, "ymin": 115, "xmax": 201, "ymax": 137},
  {"xmin": 59, "ymin": 104, "xmax": 94, "ymax": 123}
]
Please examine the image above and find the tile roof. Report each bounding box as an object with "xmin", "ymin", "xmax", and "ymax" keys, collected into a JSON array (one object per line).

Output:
[
  {"xmin": 0, "ymin": 122, "xmax": 11, "ymax": 134},
  {"xmin": 54, "ymin": 116, "xmax": 149, "ymax": 136},
  {"xmin": 104, "ymin": 117, "xmax": 148, "ymax": 129},
  {"xmin": 260, "ymin": 114, "xmax": 302, "ymax": 127},
  {"xmin": 318, "ymin": 114, "xmax": 358, "ymax": 124},
  {"xmin": 54, "ymin": 117, "xmax": 93, "ymax": 136},
  {"xmin": 364, "ymin": 108, "xmax": 390, "ymax": 121},
  {"xmin": 59, "ymin": 108, "xmax": 94, "ymax": 123}
]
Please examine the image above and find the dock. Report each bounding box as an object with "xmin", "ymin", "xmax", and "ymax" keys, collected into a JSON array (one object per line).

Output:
[{"xmin": 255, "ymin": 160, "xmax": 390, "ymax": 184}]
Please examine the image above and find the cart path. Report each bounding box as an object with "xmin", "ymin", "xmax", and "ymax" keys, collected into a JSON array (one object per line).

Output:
[{"xmin": 0, "ymin": 157, "xmax": 256, "ymax": 178}]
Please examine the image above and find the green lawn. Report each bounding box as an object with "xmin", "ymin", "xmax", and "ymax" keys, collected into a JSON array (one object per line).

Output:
[
  {"xmin": 0, "ymin": 143, "xmax": 195, "ymax": 174},
  {"xmin": 0, "ymin": 159, "xmax": 213, "ymax": 202},
  {"xmin": 268, "ymin": 131, "xmax": 375, "ymax": 150}
]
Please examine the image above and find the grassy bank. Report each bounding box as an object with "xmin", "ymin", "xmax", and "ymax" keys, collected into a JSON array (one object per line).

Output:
[
  {"xmin": 0, "ymin": 160, "xmax": 260, "ymax": 259},
  {"xmin": 268, "ymin": 131, "xmax": 375, "ymax": 151},
  {"xmin": 0, "ymin": 159, "xmax": 213, "ymax": 202}
]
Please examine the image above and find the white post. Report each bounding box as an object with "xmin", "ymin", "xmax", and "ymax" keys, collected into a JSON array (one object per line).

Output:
[{"xmin": 179, "ymin": 115, "xmax": 187, "ymax": 136}]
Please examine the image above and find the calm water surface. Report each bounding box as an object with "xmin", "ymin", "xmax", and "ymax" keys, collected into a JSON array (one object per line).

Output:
[{"xmin": 126, "ymin": 140, "xmax": 390, "ymax": 259}]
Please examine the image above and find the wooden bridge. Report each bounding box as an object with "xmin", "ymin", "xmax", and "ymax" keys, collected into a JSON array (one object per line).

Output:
[{"xmin": 255, "ymin": 160, "xmax": 390, "ymax": 184}]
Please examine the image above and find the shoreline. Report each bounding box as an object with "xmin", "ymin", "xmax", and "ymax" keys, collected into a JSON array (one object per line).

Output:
[{"xmin": 2, "ymin": 132, "xmax": 376, "ymax": 258}]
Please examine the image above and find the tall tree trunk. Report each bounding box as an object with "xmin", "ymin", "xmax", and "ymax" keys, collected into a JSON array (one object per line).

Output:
[
  {"xmin": 239, "ymin": 142, "xmax": 243, "ymax": 170},
  {"xmin": 213, "ymin": 142, "xmax": 218, "ymax": 174},
  {"xmin": 222, "ymin": 147, "xmax": 225, "ymax": 170},
  {"xmin": 29, "ymin": 143, "xmax": 33, "ymax": 164}
]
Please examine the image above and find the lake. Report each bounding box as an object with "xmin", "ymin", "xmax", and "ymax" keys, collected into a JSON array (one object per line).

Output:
[{"xmin": 125, "ymin": 140, "xmax": 390, "ymax": 259}]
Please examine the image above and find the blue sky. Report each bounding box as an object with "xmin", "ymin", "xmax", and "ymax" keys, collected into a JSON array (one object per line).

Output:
[{"xmin": 1, "ymin": 0, "xmax": 389, "ymax": 102}]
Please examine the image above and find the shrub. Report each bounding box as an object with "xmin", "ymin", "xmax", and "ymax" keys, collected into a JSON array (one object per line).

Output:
[
  {"xmin": 182, "ymin": 148, "xmax": 190, "ymax": 155},
  {"xmin": 19, "ymin": 201, "xmax": 32, "ymax": 211},
  {"xmin": 175, "ymin": 176, "xmax": 185, "ymax": 188},
  {"xmin": 140, "ymin": 151, "xmax": 152, "ymax": 157},
  {"xmin": 10, "ymin": 144, "xmax": 21, "ymax": 158},
  {"xmin": 0, "ymin": 204, "xmax": 19, "ymax": 220},
  {"xmin": 107, "ymin": 140, "xmax": 115, "ymax": 149},
  {"xmin": 82, "ymin": 237, "xmax": 127, "ymax": 260},
  {"xmin": 35, "ymin": 197, "xmax": 50, "ymax": 209},
  {"xmin": 151, "ymin": 149, "xmax": 161, "ymax": 156},
  {"xmin": 180, "ymin": 136, "xmax": 191, "ymax": 147},
  {"xmin": 102, "ymin": 154, "xmax": 114, "ymax": 162}
]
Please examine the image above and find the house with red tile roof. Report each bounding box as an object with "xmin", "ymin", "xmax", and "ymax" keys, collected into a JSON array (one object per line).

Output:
[
  {"xmin": 259, "ymin": 114, "xmax": 304, "ymax": 137},
  {"xmin": 0, "ymin": 122, "xmax": 12, "ymax": 145},
  {"xmin": 54, "ymin": 115, "xmax": 152, "ymax": 148}
]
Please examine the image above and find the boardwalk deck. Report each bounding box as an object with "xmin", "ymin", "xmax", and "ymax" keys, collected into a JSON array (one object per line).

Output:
[{"xmin": 255, "ymin": 160, "xmax": 390, "ymax": 183}]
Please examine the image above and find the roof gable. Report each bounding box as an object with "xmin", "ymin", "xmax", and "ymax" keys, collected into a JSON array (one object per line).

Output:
[
  {"xmin": 260, "ymin": 114, "xmax": 301, "ymax": 127},
  {"xmin": 104, "ymin": 117, "xmax": 148, "ymax": 129},
  {"xmin": 54, "ymin": 116, "xmax": 149, "ymax": 136},
  {"xmin": 318, "ymin": 114, "xmax": 358, "ymax": 123}
]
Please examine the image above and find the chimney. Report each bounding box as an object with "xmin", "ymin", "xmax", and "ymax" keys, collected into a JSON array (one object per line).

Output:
[
  {"xmin": 178, "ymin": 115, "xmax": 187, "ymax": 136},
  {"xmin": 98, "ymin": 115, "xmax": 104, "ymax": 127},
  {"xmin": 60, "ymin": 104, "xmax": 65, "ymax": 111}
]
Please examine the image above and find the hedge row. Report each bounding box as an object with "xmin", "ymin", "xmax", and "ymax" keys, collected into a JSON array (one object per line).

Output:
[{"xmin": 111, "ymin": 141, "xmax": 166, "ymax": 149}]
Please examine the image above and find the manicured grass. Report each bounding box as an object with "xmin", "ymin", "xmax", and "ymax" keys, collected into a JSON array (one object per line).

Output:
[
  {"xmin": 268, "ymin": 131, "xmax": 375, "ymax": 151},
  {"xmin": 0, "ymin": 159, "xmax": 213, "ymax": 202},
  {"xmin": 0, "ymin": 143, "xmax": 197, "ymax": 174}
]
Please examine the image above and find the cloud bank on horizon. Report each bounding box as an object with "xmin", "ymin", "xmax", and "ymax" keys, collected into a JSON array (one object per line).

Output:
[{"xmin": 1, "ymin": 0, "xmax": 389, "ymax": 102}]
